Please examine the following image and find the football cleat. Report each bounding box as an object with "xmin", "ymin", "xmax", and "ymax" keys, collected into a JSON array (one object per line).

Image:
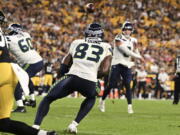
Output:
[
  {"xmin": 47, "ymin": 131, "xmax": 58, "ymax": 135},
  {"xmin": 128, "ymin": 104, "xmax": 134, "ymax": 114},
  {"xmin": 173, "ymin": 101, "xmax": 178, "ymax": 105},
  {"xmin": 25, "ymin": 99, "xmax": 36, "ymax": 108},
  {"xmin": 98, "ymin": 98, "xmax": 105, "ymax": 112},
  {"xmin": 67, "ymin": 121, "xmax": 78, "ymax": 134},
  {"xmin": 12, "ymin": 107, "xmax": 26, "ymax": 113}
]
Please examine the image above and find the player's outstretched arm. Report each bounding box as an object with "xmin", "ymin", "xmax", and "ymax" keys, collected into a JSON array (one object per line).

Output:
[{"xmin": 115, "ymin": 40, "xmax": 142, "ymax": 59}]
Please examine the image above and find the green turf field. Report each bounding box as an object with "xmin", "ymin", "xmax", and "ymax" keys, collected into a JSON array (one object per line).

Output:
[{"xmin": 2, "ymin": 97, "xmax": 180, "ymax": 135}]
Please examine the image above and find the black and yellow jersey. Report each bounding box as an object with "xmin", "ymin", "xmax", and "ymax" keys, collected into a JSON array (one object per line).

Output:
[
  {"xmin": 0, "ymin": 32, "xmax": 12, "ymax": 62},
  {"xmin": 44, "ymin": 62, "xmax": 53, "ymax": 74}
]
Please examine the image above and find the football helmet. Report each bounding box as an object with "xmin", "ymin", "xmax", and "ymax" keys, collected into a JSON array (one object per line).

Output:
[
  {"xmin": 121, "ymin": 21, "xmax": 133, "ymax": 31},
  {"xmin": 8, "ymin": 23, "xmax": 23, "ymax": 35},
  {"xmin": 85, "ymin": 23, "xmax": 104, "ymax": 39}
]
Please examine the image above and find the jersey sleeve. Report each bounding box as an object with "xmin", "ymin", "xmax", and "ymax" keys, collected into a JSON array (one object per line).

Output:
[
  {"xmin": 118, "ymin": 44, "xmax": 142, "ymax": 59},
  {"xmin": 105, "ymin": 43, "xmax": 113, "ymax": 57},
  {"xmin": 131, "ymin": 37, "xmax": 137, "ymax": 44},
  {"xmin": 69, "ymin": 40, "xmax": 78, "ymax": 55}
]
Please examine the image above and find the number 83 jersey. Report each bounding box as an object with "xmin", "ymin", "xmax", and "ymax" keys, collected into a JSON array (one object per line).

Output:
[
  {"xmin": 5, "ymin": 32, "xmax": 42, "ymax": 65},
  {"xmin": 67, "ymin": 39, "xmax": 112, "ymax": 82}
]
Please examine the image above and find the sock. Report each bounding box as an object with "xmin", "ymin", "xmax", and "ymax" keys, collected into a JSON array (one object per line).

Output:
[
  {"xmin": 30, "ymin": 93, "xmax": 35, "ymax": 101},
  {"xmin": 148, "ymin": 93, "xmax": 152, "ymax": 99},
  {"xmin": 32, "ymin": 125, "xmax": 40, "ymax": 129},
  {"xmin": 71, "ymin": 121, "xmax": 79, "ymax": 127},
  {"xmin": 22, "ymin": 95, "xmax": 26, "ymax": 100},
  {"xmin": 37, "ymin": 130, "xmax": 47, "ymax": 135},
  {"xmin": 17, "ymin": 100, "xmax": 24, "ymax": 107}
]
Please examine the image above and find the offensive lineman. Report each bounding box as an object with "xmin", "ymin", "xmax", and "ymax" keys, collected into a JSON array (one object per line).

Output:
[
  {"xmin": 5, "ymin": 23, "xmax": 43, "ymax": 112},
  {"xmin": 99, "ymin": 21, "xmax": 144, "ymax": 114},
  {"xmin": 33, "ymin": 23, "xmax": 112, "ymax": 134}
]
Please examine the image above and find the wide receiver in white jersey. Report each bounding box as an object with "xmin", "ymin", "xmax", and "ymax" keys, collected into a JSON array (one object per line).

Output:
[
  {"xmin": 33, "ymin": 23, "xmax": 112, "ymax": 134},
  {"xmin": 5, "ymin": 24, "xmax": 44, "ymax": 113},
  {"xmin": 99, "ymin": 21, "xmax": 144, "ymax": 114}
]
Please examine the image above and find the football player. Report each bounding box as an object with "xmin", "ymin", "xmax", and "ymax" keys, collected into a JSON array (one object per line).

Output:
[
  {"xmin": 173, "ymin": 52, "xmax": 180, "ymax": 104},
  {"xmin": 0, "ymin": 11, "xmax": 57, "ymax": 135},
  {"xmin": 33, "ymin": 23, "xmax": 112, "ymax": 134},
  {"xmin": 6, "ymin": 23, "xmax": 44, "ymax": 112},
  {"xmin": 99, "ymin": 21, "xmax": 144, "ymax": 114},
  {"xmin": 42, "ymin": 57, "xmax": 53, "ymax": 96}
]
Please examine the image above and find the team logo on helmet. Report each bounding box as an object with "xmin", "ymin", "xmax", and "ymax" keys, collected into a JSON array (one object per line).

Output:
[
  {"xmin": 121, "ymin": 21, "xmax": 133, "ymax": 31},
  {"xmin": 85, "ymin": 23, "xmax": 104, "ymax": 39},
  {"xmin": 8, "ymin": 23, "xmax": 23, "ymax": 33}
]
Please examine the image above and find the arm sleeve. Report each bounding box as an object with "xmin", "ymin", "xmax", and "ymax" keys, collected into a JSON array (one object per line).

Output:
[{"xmin": 118, "ymin": 44, "xmax": 142, "ymax": 59}]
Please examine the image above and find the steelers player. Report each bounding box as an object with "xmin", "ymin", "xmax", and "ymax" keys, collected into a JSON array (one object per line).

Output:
[
  {"xmin": 99, "ymin": 21, "xmax": 144, "ymax": 114},
  {"xmin": 0, "ymin": 11, "xmax": 57, "ymax": 135},
  {"xmin": 42, "ymin": 57, "xmax": 53, "ymax": 96},
  {"xmin": 173, "ymin": 52, "xmax": 180, "ymax": 104}
]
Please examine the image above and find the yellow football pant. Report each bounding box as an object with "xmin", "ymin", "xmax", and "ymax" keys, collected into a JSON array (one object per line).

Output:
[
  {"xmin": 0, "ymin": 63, "xmax": 18, "ymax": 119},
  {"xmin": 32, "ymin": 76, "xmax": 41, "ymax": 86},
  {"xmin": 44, "ymin": 74, "xmax": 53, "ymax": 86}
]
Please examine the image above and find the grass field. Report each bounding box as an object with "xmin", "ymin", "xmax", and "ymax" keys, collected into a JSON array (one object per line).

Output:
[{"xmin": 2, "ymin": 97, "xmax": 180, "ymax": 135}]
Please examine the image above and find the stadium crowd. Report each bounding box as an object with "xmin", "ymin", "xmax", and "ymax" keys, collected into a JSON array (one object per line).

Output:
[{"xmin": 0, "ymin": 0, "xmax": 179, "ymax": 98}]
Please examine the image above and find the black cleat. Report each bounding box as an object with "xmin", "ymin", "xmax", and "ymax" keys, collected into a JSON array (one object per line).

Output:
[
  {"xmin": 25, "ymin": 100, "xmax": 36, "ymax": 108},
  {"xmin": 23, "ymin": 99, "xmax": 28, "ymax": 105},
  {"xmin": 47, "ymin": 131, "xmax": 58, "ymax": 135},
  {"xmin": 173, "ymin": 101, "xmax": 179, "ymax": 105},
  {"xmin": 12, "ymin": 107, "xmax": 26, "ymax": 113}
]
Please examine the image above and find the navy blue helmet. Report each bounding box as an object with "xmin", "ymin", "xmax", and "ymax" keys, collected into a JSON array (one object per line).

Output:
[
  {"xmin": 8, "ymin": 23, "xmax": 23, "ymax": 35},
  {"xmin": 121, "ymin": 21, "xmax": 133, "ymax": 31},
  {"xmin": 85, "ymin": 23, "xmax": 104, "ymax": 39}
]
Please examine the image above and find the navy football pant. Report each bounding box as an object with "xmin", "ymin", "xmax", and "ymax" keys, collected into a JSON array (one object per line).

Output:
[
  {"xmin": 34, "ymin": 75, "xmax": 96, "ymax": 125},
  {"xmin": 102, "ymin": 64, "xmax": 132, "ymax": 104}
]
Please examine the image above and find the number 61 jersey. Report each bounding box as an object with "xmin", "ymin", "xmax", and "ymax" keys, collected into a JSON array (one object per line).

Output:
[
  {"xmin": 5, "ymin": 32, "xmax": 42, "ymax": 65},
  {"xmin": 67, "ymin": 38, "xmax": 112, "ymax": 82}
]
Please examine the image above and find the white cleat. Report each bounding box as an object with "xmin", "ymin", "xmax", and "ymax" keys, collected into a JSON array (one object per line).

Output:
[
  {"xmin": 128, "ymin": 104, "xmax": 134, "ymax": 114},
  {"xmin": 98, "ymin": 98, "xmax": 105, "ymax": 112},
  {"xmin": 67, "ymin": 121, "xmax": 78, "ymax": 134}
]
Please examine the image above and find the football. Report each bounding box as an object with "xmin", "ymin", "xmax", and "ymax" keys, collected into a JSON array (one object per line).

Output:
[{"xmin": 85, "ymin": 3, "xmax": 95, "ymax": 13}]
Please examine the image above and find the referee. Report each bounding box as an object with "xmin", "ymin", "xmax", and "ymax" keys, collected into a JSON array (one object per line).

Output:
[{"xmin": 173, "ymin": 53, "xmax": 180, "ymax": 104}]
